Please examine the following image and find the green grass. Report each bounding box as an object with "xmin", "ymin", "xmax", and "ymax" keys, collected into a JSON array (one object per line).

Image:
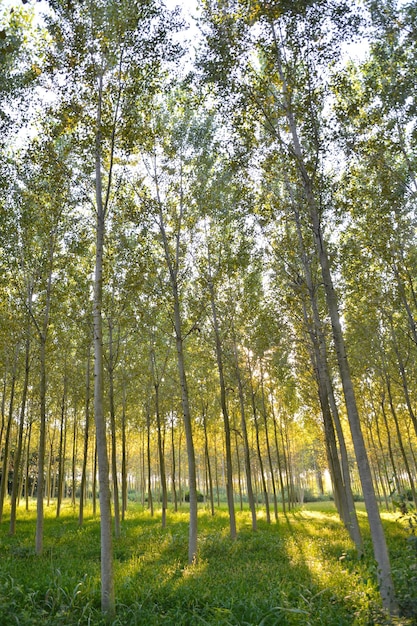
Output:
[{"xmin": 0, "ymin": 500, "xmax": 416, "ymax": 625}]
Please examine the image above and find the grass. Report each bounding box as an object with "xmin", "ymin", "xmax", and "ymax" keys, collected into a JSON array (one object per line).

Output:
[{"xmin": 0, "ymin": 500, "xmax": 416, "ymax": 625}]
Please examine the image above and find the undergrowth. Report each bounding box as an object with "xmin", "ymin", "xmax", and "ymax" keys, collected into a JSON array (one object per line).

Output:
[{"xmin": 0, "ymin": 501, "xmax": 415, "ymax": 625}]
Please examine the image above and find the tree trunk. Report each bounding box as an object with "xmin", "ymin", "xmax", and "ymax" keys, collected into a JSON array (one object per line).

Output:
[
  {"xmin": 0, "ymin": 348, "xmax": 19, "ymax": 522},
  {"xmin": 154, "ymin": 382, "xmax": 167, "ymax": 528},
  {"xmin": 248, "ymin": 356, "xmax": 270, "ymax": 523},
  {"xmin": 260, "ymin": 363, "xmax": 278, "ymax": 522},
  {"xmin": 93, "ymin": 71, "xmax": 115, "ymax": 617},
  {"xmin": 271, "ymin": 22, "xmax": 397, "ymax": 612},
  {"xmin": 202, "ymin": 402, "xmax": 215, "ymax": 516},
  {"xmin": 171, "ymin": 413, "xmax": 178, "ymax": 512},
  {"xmin": 25, "ymin": 420, "xmax": 33, "ymax": 511},
  {"xmin": 0, "ymin": 365, "xmax": 7, "ymax": 459},
  {"xmin": 389, "ymin": 320, "xmax": 417, "ymax": 438},
  {"xmin": 174, "ymin": 321, "xmax": 198, "ymax": 562},
  {"xmin": 289, "ymin": 183, "xmax": 362, "ymax": 551},
  {"xmin": 92, "ymin": 439, "xmax": 97, "ymax": 517},
  {"xmin": 234, "ymin": 427, "xmax": 243, "ymax": 512},
  {"xmin": 121, "ymin": 378, "xmax": 128, "ymax": 521},
  {"xmin": 108, "ymin": 320, "xmax": 121, "ymax": 538},
  {"xmin": 380, "ymin": 393, "xmax": 400, "ymax": 494},
  {"xmin": 207, "ymin": 269, "xmax": 236, "ymax": 538},
  {"xmin": 157, "ymin": 199, "xmax": 198, "ymax": 564},
  {"xmin": 385, "ymin": 375, "xmax": 417, "ymax": 508},
  {"xmin": 231, "ymin": 328, "xmax": 257, "ymax": 530},
  {"xmin": 57, "ymin": 376, "xmax": 67, "ymax": 518},
  {"xmin": 270, "ymin": 395, "xmax": 287, "ymax": 515},
  {"xmin": 10, "ymin": 324, "xmax": 30, "ymax": 535},
  {"xmin": 313, "ymin": 211, "xmax": 397, "ymax": 613},
  {"xmin": 146, "ymin": 402, "xmax": 154, "ymax": 516},
  {"xmin": 79, "ymin": 345, "xmax": 91, "ymax": 527},
  {"xmin": 71, "ymin": 401, "xmax": 77, "ymax": 508},
  {"xmin": 373, "ymin": 404, "xmax": 391, "ymax": 510}
]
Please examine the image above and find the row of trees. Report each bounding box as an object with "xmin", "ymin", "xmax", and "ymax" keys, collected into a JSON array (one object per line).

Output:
[{"xmin": 0, "ymin": 0, "xmax": 416, "ymax": 618}]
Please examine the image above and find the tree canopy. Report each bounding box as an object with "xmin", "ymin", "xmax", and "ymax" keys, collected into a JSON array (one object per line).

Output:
[{"xmin": 0, "ymin": 0, "xmax": 416, "ymax": 619}]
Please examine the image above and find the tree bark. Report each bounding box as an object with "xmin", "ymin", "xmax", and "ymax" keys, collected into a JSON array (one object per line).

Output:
[
  {"xmin": 121, "ymin": 377, "xmax": 128, "ymax": 521},
  {"xmin": 146, "ymin": 401, "xmax": 154, "ymax": 515},
  {"xmin": 154, "ymin": 381, "xmax": 167, "ymax": 527},
  {"xmin": 56, "ymin": 375, "xmax": 67, "ymax": 518},
  {"xmin": 202, "ymin": 402, "xmax": 215, "ymax": 516},
  {"xmin": 170, "ymin": 413, "xmax": 178, "ymax": 512},
  {"xmin": 0, "ymin": 347, "xmax": 19, "ymax": 522},
  {"xmin": 93, "ymin": 70, "xmax": 115, "ymax": 617},
  {"xmin": 156, "ymin": 179, "xmax": 198, "ymax": 563},
  {"xmin": 10, "ymin": 320, "xmax": 30, "ymax": 535},
  {"xmin": 271, "ymin": 22, "xmax": 397, "ymax": 613},
  {"xmin": 207, "ymin": 264, "xmax": 236, "ymax": 538},
  {"xmin": 35, "ymin": 232, "xmax": 55, "ymax": 555},
  {"xmin": 108, "ymin": 319, "xmax": 121, "ymax": 538},
  {"xmin": 79, "ymin": 344, "xmax": 92, "ymax": 527},
  {"xmin": 248, "ymin": 355, "xmax": 270, "ymax": 523},
  {"xmin": 231, "ymin": 327, "xmax": 257, "ymax": 530},
  {"xmin": 260, "ymin": 362, "xmax": 278, "ymax": 523}
]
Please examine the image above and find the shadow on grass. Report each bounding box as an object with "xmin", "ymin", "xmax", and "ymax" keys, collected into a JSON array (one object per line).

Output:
[{"xmin": 0, "ymin": 501, "xmax": 415, "ymax": 624}]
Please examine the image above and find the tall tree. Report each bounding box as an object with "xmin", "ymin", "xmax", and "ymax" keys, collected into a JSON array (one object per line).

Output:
[
  {"xmin": 199, "ymin": 0, "xmax": 398, "ymax": 613},
  {"xmin": 44, "ymin": 0, "xmax": 182, "ymax": 613}
]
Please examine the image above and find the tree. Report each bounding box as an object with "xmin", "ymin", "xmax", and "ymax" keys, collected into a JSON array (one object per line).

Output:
[
  {"xmin": 199, "ymin": 0, "xmax": 398, "ymax": 613},
  {"xmin": 134, "ymin": 92, "xmax": 203, "ymax": 563},
  {"xmin": 43, "ymin": 0, "xmax": 183, "ymax": 613}
]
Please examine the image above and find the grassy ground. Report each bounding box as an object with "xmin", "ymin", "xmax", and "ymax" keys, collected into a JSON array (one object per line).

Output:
[{"xmin": 0, "ymin": 500, "xmax": 416, "ymax": 625}]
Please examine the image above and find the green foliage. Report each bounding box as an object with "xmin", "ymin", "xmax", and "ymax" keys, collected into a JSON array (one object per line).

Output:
[{"xmin": 0, "ymin": 502, "xmax": 415, "ymax": 624}]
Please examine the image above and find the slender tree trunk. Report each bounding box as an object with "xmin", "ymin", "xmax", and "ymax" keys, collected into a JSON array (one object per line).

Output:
[
  {"xmin": 270, "ymin": 22, "xmax": 397, "ymax": 613},
  {"xmin": 34, "ymin": 212, "xmax": 57, "ymax": 555},
  {"xmin": 174, "ymin": 323, "xmax": 198, "ymax": 562},
  {"xmin": 213, "ymin": 428, "xmax": 220, "ymax": 508},
  {"xmin": 202, "ymin": 402, "xmax": 215, "ymax": 516},
  {"xmin": 157, "ymin": 197, "xmax": 198, "ymax": 564},
  {"xmin": 92, "ymin": 439, "xmax": 97, "ymax": 517},
  {"xmin": 108, "ymin": 321, "xmax": 120, "ymax": 538},
  {"xmin": 313, "ymin": 210, "xmax": 397, "ymax": 613},
  {"xmin": 368, "ymin": 421, "xmax": 389, "ymax": 510},
  {"xmin": 0, "ymin": 348, "xmax": 19, "ymax": 522},
  {"xmin": 25, "ymin": 420, "xmax": 32, "ymax": 511},
  {"xmin": 146, "ymin": 402, "xmax": 154, "ymax": 516},
  {"xmin": 57, "ymin": 376, "xmax": 67, "ymax": 518},
  {"xmin": 93, "ymin": 71, "xmax": 115, "ymax": 617},
  {"xmin": 154, "ymin": 382, "xmax": 167, "ymax": 528},
  {"xmin": 207, "ymin": 267, "xmax": 236, "ymax": 538},
  {"xmin": 71, "ymin": 401, "xmax": 77, "ymax": 507},
  {"xmin": 36, "ymin": 335, "xmax": 47, "ymax": 554},
  {"xmin": 47, "ymin": 438, "xmax": 53, "ymax": 505},
  {"xmin": 121, "ymin": 378, "xmax": 127, "ymax": 521},
  {"xmin": 248, "ymin": 356, "xmax": 270, "ymax": 523},
  {"xmin": 178, "ymin": 428, "xmax": 183, "ymax": 506},
  {"xmin": 260, "ymin": 363, "xmax": 278, "ymax": 522},
  {"xmin": 374, "ymin": 407, "xmax": 391, "ymax": 510},
  {"xmin": 171, "ymin": 413, "xmax": 178, "ymax": 512},
  {"xmin": 10, "ymin": 325, "xmax": 30, "ymax": 534},
  {"xmin": 393, "ymin": 262, "xmax": 417, "ymax": 347},
  {"xmin": 79, "ymin": 345, "xmax": 91, "ymax": 527},
  {"xmin": 270, "ymin": 395, "xmax": 286, "ymax": 515},
  {"xmin": 231, "ymin": 328, "xmax": 257, "ymax": 530},
  {"xmin": 281, "ymin": 420, "xmax": 293, "ymax": 509},
  {"xmin": 380, "ymin": 393, "xmax": 400, "ymax": 494},
  {"xmin": 389, "ymin": 320, "xmax": 417, "ymax": 438},
  {"xmin": 234, "ymin": 427, "xmax": 243, "ymax": 512},
  {"xmin": 290, "ymin": 189, "xmax": 362, "ymax": 551},
  {"xmin": 385, "ymin": 375, "xmax": 417, "ymax": 508},
  {"xmin": 0, "ymin": 365, "xmax": 7, "ymax": 457}
]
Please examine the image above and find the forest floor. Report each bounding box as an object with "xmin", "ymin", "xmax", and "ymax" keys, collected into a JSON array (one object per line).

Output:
[{"xmin": 0, "ymin": 500, "xmax": 416, "ymax": 625}]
